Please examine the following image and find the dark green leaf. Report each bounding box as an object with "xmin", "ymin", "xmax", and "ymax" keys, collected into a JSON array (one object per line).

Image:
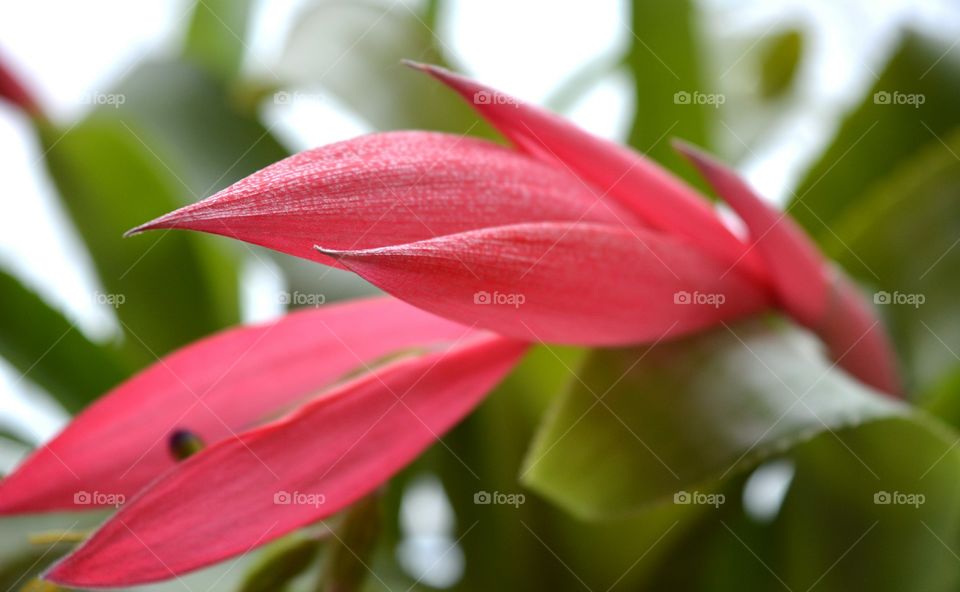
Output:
[
  {"xmin": 37, "ymin": 117, "xmax": 240, "ymax": 362},
  {"xmin": 0, "ymin": 268, "xmax": 127, "ymax": 413},
  {"xmin": 825, "ymin": 128, "xmax": 960, "ymax": 392},
  {"xmin": 792, "ymin": 31, "xmax": 960, "ymax": 234}
]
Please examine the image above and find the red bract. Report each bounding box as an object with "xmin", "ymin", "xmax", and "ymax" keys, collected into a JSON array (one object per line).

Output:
[
  {"xmin": 0, "ymin": 64, "xmax": 901, "ymax": 588},
  {"xmin": 0, "ymin": 51, "xmax": 41, "ymax": 117}
]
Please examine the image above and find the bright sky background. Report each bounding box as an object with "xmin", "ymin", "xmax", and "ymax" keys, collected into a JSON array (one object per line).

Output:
[{"xmin": 1, "ymin": 0, "xmax": 959, "ymax": 443}]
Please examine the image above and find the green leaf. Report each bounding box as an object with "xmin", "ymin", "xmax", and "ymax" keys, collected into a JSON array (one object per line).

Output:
[
  {"xmin": 183, "ymin": 0, "xmax": 253, "ymax": 79},
  {"xmin": 759, "ymin": 29, "xmax": 803, "ymax": 99},
  {"xmin": 239, "ymin": 534, "xmax": 322, "ymax": 592},
  {"xmin": 102, "ymin": 59, "xmax": 290, "ymax": 198},
  {"xmin": 774, "ymin": 417, "xmax": 960, "ymax": 591},
  {"xmin": 825, "ymin": 128, "xmax": 960, "ymax": 392},
  {"xmin": 792, "ymin": 31, "xmax": 960, "ymax": 234},
  {"xmin": 0, "ymin": 269, "xmax": 128, "ymax": 413},
  {"xmin": 522, "ymin": 316, "xmax": 905, "ymax": 520},
  {"xmin": 422, "ymin": 345, "xmax": 700, "ymax": 591},
  {"xmin": 625, "ymin": 0, "xmax": 710, "ymax": 180},
  {"xmin": 320, "ymin": 495, "xmax": 381, "ymax": 592},
  {"xmin": 278, "ymin": 0, "xmax": 495, "ymax": 139},
  {"xmin": 37, "ymin": 117, "xmax": 240, "ymax": 362}
]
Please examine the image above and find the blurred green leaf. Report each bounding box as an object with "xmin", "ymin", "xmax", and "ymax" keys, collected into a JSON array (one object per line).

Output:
[
  {"xmin": 759, "ymin": 29, "xmax": 803, "ymax": 99},
  {"xmin": 278, "ymin": 0, "xmax": 495, "ymax": 139},
  {"xmin": 320, "ymin": 495, "xmax": 381, "ymax": 592},
  {"xmin": 424, "ymin": 346, "xmax": 702, "ymax": 591},
  {"xmin": 825, "ymin": 128, "xmax": 960, "ymax": 392},
  {"xmin": 522, "ymin": 316, "xmax": 904, "ymax": 520},
  {"xmin": 37, "ymin": 117, "xmax": 240, "ymax": 362},
  {"xmin": 103, "ymin": 59, "xmax": 289, "ymax": 198},
  {"xmin": 183, "ymin": 0, "xmax": 253, "ymax": 79},
  {"xmin": 0, "ymin": 269, "xmax": 127, "ymax": 413},
  {"xmin": 792, "ymin": 31, "xmax": 960, "ymax": 234},
  {"xmin": 239, "ymin": 534, "xmax": 322, "ymax": 592},
  {"xmin": 626, "ymin": 0, "xmax": 709, "ymax": 180},
  {"xmin": 0, "ymin": 512, "xmax": 106, "ymax": 590},
  {"xmin": 775, "ymin": 417, "xmax": 960, "ymax": 591}
]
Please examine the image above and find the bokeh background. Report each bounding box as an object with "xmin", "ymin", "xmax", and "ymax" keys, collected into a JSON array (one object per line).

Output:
[{"xmin": 2, "ymin": 0, "xmax": 960, "ymax": 590}]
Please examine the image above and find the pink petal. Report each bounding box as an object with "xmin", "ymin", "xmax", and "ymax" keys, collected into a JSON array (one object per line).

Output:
[
  {"xmin": 673, "ymin": 141, "xmax": 829, "ymax": 327},
  {"xmin": 0, "ymin": 297, "xmax": 469, "ymax": 514},
  {"xmin": 674, "ymin": 141, "xmax": 900, "ymax": 395},
  {"xmin": 127, "ymin": 131, "xmax": 636, "ymax": 268},
  {"xmin": 317, "ymin": 222, "xmax": 770, "ymax": 345},
  {"xmin": 407, "ymin": 62, "xmax": 768, "ymax": 285},
  {"xmin": 46, "ymin": 334, "xmax": 527, "ymax": 587},
  {"xmin": 817, "ymin": 273, "xmax": 902, "ymax": 395},
  {"xmin": 0, "ymin": 51, "xmax": 40, "ymax": 116}
]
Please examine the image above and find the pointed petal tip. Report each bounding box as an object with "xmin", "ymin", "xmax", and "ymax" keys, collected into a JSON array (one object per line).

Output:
[
  {"xmin": 124, "ymin": 209, "xmax": 193, "ymax": 238},
  {"xmin": 671, "ymin": 138, "xmax": 714, "ymax": 169},
  {"xmin": 313, "ymin": 244, "xmax": 345, "ymax": 258},
  {"xmin": 400, "ymin": 59, "xmax": 445, "ymax": 75}
]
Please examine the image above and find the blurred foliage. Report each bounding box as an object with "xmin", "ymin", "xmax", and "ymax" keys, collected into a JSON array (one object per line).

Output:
[
  {"xmin": 522, "ymin": 316, "xmax": 905, "ymax": 519},
  {"xmin": 183, "ymin": 0, "xmax": 254, "ymax": 79},
  {"xmin": 2, "ymin": 0, "xmax": 960, "ymax": 591},
  {"xmin": 825, "ymin": 129, "xmax": 960, "ymax": 394},
  {"xmin": 278, "ymin": 0, "xmax": 496, "ymax": 140},
  {"xmin": 759, "ymin": 29, "xmax": 803, "ymax": 99},
  {"xmin": 36, "ymin": 117, "xmax": 240, "ymax": 364},
  {"xmin": 792, "ymin": 31, "xmax": 960, "ymax": 233},
  {"xmin": 0, "ymin": 269, "xmax": 127, "ymax": 413},
  {"xmin": 625, "ymin": 0, "xmax": 710, "ymax": 183}
]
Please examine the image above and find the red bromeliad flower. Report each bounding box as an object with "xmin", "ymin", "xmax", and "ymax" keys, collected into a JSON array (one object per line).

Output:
[{"xmin": 0, "ymin": 63, "xmax": 900, "ymax": 588}]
